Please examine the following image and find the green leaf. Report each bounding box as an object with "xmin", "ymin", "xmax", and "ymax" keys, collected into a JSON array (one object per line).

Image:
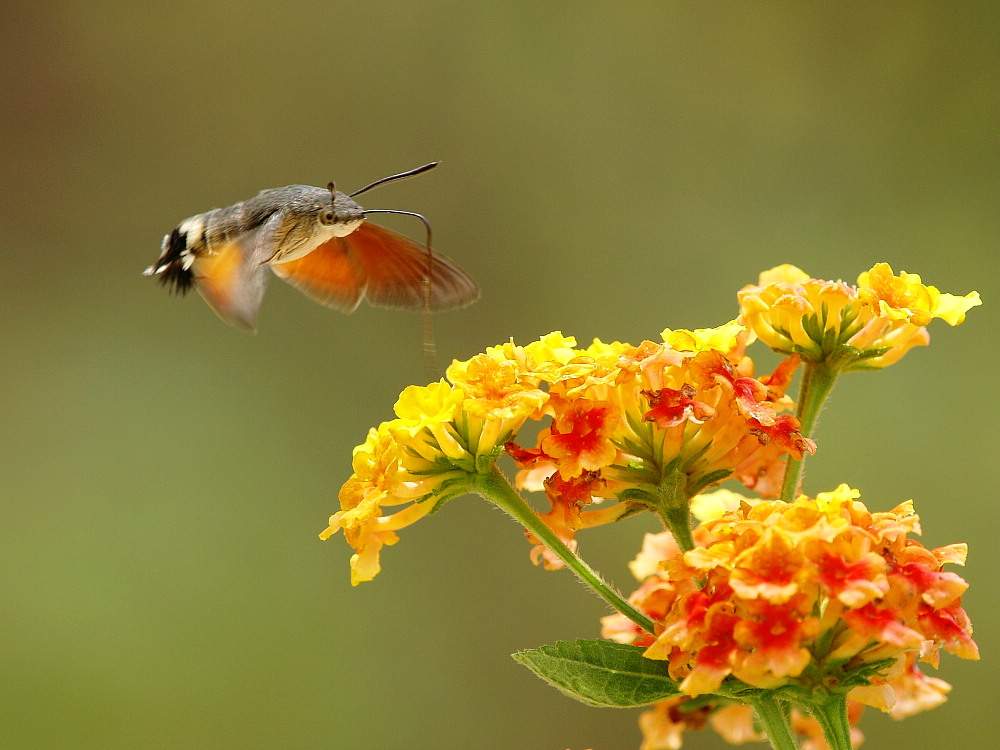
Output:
[{"xmin": 512, "ymin": 640, "xmax": 682, "ymax": 708}]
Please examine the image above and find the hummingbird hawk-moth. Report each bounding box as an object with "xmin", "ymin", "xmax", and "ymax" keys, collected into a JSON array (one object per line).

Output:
[{"xmin": 143, "ymin": 163, "xmax": 478, "ymax": 331}]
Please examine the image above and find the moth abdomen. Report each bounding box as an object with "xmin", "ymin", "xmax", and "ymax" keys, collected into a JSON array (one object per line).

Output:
[{"xmin": 144, "ymin": 214, "xmax": 213, "ymax": 295}]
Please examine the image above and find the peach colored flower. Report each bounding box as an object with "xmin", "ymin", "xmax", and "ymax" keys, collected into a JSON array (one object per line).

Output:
[{"xmin": 614, "ymin": 487, "xmax": 977, "ymax": 707}]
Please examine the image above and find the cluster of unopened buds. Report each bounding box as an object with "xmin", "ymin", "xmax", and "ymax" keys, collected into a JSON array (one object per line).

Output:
[{"xmin": 322, "ymin": 263, "xmax": 980, "ymax": 750}]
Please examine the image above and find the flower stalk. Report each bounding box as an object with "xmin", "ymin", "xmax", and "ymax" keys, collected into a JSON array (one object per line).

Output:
[
  {"xmin": 779, "ymin": 360, "xmax": 840, "ymax": 503},
  {"xmin": 470, "ymin": 467, "xmax": 656, "ymax": 634},
  {"xmin": 654, "ymin": 465, "xmax": 695, "ymax": 551},
  {"xmin": 748, "ymin": 694, "xmax": 798, "ymax": 750},
  {"xmin": 807, "ymin": 694, "xmax": 853, "ymax": 750}
]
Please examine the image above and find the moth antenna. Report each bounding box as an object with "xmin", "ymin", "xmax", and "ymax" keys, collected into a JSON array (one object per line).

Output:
[
  {"xmin": 349, "ymin": 162, "xmax": 439, "ymax": 198},
  {"xmin": 362, "ymin": 208, "xmax": 438, "ymax": 378}
]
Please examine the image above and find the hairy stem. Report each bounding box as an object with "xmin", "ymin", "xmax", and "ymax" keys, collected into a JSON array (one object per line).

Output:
[
  {"xmin": 470, "ymin": 468, "xmax": 656, "ymax": 634},
  {"xmin": 780, "ymin": 360, "xmax": 839, "ymax": 503}
]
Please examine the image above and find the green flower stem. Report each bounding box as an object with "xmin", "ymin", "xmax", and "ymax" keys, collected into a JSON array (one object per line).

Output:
[
  {"xmin": 807, "ymin": 694, "xmax": 853, "ymax": 750},
  {"xmin": 780, "ymin": 360, "xmax": 840, "ymax": 504},
  {"xmin": 470, "ymin": 467, "xmax": 656, "ymax": 635},
  {"xmin": 749, "ymin": 694, "xmax": 798, "ymax": 750},
  {"xmin": 655, "ymin": 467, "xmax": 695, "ymax": 552}
]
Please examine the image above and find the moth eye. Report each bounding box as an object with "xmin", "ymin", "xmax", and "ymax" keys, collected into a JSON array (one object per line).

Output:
[{"xmin": 319, "ymin": 210, "xmax": 337, "ymax": 226}]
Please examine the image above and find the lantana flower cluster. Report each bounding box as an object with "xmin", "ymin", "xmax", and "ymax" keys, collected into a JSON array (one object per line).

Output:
[
  {"xmin": 324, "ymin": 262, "xmax": 980, "ymax": 750},
  {"xmin": 738, "ymin": 262, "xmax": 980, "ymax": 370},
  {"xmin": 632, "ymin": 695, "xmax": 867, "ymax": 750},
  {"xmin": 602, "ymin": 486, "xmax": 977, "ymax": 747},
  {"xmin": 322, "ymin": 322, "xmax": 816, "ymax": 583},
  {"xmin": 319, "ymin": 363, "xmax": 548, "ymax": 584}
]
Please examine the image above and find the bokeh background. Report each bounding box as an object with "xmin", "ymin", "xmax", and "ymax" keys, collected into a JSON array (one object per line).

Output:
[{"xmin": 2, "ymin": 3, "xmax": 997, "ymax": 749}]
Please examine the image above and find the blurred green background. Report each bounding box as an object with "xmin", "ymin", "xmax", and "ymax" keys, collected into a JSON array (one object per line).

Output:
[{"xmin": 2, "ymin": 3, "xmax": 997, "ymax": 749}]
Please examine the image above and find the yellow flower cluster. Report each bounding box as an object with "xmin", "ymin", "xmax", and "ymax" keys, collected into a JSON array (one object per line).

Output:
[
  {"xmin": 320, "ymin": 358, "xmax": 547, "ymax": 584},
  {"xmin": 738, "ymin": 263, "xmax": 981, "ymax": 369}
]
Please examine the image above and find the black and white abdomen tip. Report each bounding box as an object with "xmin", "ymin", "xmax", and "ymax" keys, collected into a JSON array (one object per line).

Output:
[{"xmin": 143, "ymin": 215, "xmax": 207, "ymax": 295}]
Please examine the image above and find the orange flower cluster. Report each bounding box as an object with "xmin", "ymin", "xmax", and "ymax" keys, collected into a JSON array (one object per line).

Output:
[
  {"xmin": 322, "ymin": 325, "xmax": 816, "ymax": 582},
  {"xmin": 602, "ymin": 486, "xmax": 978, "ymax": 735},
  {"xmin": 503, "ymin": 326, "xmax": 815, "ymax": 567},
  {"xmin": 633, "ymin": 697, "xmax": 865, "ymax": 750}
]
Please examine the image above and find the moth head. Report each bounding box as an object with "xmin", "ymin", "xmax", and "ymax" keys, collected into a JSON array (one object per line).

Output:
[{"xmin": 317, "ymin": 183, "xmax": 365, "ymax": 229}]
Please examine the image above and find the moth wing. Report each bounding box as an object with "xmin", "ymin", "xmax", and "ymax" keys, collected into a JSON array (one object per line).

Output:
[
  {"xmin": 191, "ymin": 216, "xmax": 278, "ymax": 330},
  {"xmin": 269, "ymin": 236, "xmax": 367, "ymax": 313},
  {"xmin": 339, "ymin": 222, "xmax": 479, "ymax": 311}
]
